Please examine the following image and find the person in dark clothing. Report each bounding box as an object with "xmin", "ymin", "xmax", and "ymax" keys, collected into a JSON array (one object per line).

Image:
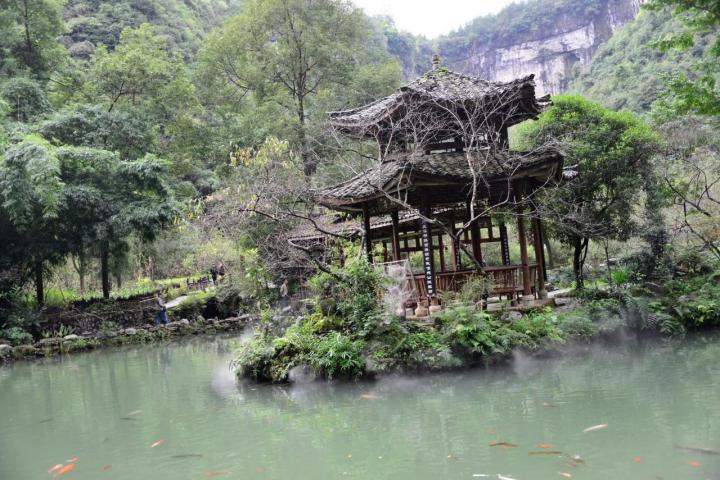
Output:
[{"xmin": 154, "ymin": 296, "xmax": 168, "ymax": 325}]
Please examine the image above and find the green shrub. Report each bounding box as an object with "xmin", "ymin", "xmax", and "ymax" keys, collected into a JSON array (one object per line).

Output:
[
  {"xmin": 232, "ymin": 334, "xmax": 277, "ymax": 382},
  {"xmin": 309, "ymin": 333, "xmax": 365, "ymax": 380},
  {"xmin": 308, "ymin": 257, "xmax": 387, "ymax": 336},
  {"xmin": 1, "ymin": 327, "xmax": 33, "ymax": 346}
]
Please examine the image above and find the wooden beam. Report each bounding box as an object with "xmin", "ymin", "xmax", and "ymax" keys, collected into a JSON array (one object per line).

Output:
[
  {"xmin": 449, "ymin": 212, "xmax": 460, "ymax": 272},
  {"xmin": 468, "ymin": 204, "xmax": 483, "ymax": 268},
  {"xmin": 391, "ymin": 211, "xmax": 401, "ymax": 262}
]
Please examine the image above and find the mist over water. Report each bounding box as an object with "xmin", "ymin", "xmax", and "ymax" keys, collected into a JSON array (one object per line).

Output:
[{"xmin": 1, "ymin": 332, "xmax": 720, "ymax": 479}]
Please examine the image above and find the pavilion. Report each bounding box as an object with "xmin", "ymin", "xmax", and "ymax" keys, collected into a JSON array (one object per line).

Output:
[{"xmin": 311, "ymin": 56, "xmax": 563, "ymax": 314}]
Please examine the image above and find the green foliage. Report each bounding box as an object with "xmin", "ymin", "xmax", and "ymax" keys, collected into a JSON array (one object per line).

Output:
[
  {"xmin": 0, "ymin": 326, "xmax": 34, "ymax": 346},
  {"xmin": 309, "ymin": 257, "xmax": 387, "ymax": 336},
  {"xmin": 569, "ymin": 7, "xmax": 716, "ymax": 113},
  {"xmin": 0, "ymin": 78, "xmax": 52, "ymax": 122},
  {"xmin": 518, "ymin": 95, "xmax": 662, "ymax": 287},
  {"xmin": 0, "ymin": 0, "xmax": 67, "ymax": 76},
  {"xmin": 309, "ymin": 332, "xmax": 365, "ymax": 380}
]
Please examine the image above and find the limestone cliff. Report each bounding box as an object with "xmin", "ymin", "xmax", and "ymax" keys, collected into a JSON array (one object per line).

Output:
[{"xmin": 384, "ymin": 0, "xmax": 645, "ymax": 95}]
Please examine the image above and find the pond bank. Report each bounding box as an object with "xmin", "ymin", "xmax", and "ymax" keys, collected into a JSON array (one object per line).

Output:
[{"xmin": 0, "ymin": 315, "xmax": 253, "ymax": 363}]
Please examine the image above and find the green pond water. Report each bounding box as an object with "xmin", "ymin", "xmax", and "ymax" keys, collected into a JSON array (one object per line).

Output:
[{"xmin": 1, "ymin": 333, "xmax": 720, "ymax": 480}]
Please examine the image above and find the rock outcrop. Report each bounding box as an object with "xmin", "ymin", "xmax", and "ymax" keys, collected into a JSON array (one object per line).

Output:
[{"xmin": 443, "ymin": 0, "xmax": 644, "ymax": 95}]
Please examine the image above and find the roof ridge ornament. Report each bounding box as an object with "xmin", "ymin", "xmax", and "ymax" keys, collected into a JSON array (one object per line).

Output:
[{"xmin": 431, "ymin": 54, "xmax": 440, "ymax": 70}]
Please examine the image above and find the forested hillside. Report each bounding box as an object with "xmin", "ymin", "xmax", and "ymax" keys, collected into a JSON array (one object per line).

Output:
[
  {"xmin": 61, "ymin": 0, "xmax": 244, "ymax": 59},
  {"xmin": 569, "ymin": 7, "xmax": 716, "ymax": 112}
]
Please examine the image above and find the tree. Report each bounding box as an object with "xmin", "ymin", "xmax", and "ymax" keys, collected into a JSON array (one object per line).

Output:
[
  {"xmin": 0, "ymin": 0, "xmax": 67, "ymax": 77},
  {"xmin": 0, "ymin": 135, "xmax": 65, "ymax": 305},
  {"xmin": 646, "ymin": 0, "xmax": 720, "ymax": 116},
  {"xmin": 199, "ymin": 0, "xmax": 400, "ymax": 175},
  {"xmin": 518, "ymin": 96, "xmax": 662, "ymax": 288},
  {"xmin": 88, "ymin": 24, "xmax": 197, "ymax": 121},
  {"xmin": 56, "ymin": 146, "xmax": 179, "ymax": 298}
]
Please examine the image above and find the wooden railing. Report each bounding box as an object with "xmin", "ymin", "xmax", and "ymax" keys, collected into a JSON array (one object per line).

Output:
[{"xmin": 410, "ymin": 264, "xmax": 539, "ymax": 301}]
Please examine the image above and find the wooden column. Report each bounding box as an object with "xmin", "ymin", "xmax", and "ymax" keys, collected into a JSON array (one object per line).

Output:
[
  {"xmin": 499, "ymin": 221, "xmax": 511, "ymax": 265},
  {"xmin": 390, "ymin": 211, "xmax": 401, "ymax": 262},
  {"xmin": 515, "ymin": 184, "xmax": 533, "ymax": 299},
  {"xmin": 438, "ymin": 234, "xmax": 445, "ymax": 272},
  {"xmin": 420, "ymin": 196, "xmax": 436, "ymax": 301},
  {"xmin": 362, "ymin": 204, "xmax": 373, "ymax": 263},
  {"xmin": 532, "ymin": 216, "xmax": 547, "ymax": 297}
]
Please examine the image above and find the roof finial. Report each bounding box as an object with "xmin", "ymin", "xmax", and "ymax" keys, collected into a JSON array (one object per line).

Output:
[{"xmin": 431, "ymin": 54, "xmax": 441, "ymax": 70}]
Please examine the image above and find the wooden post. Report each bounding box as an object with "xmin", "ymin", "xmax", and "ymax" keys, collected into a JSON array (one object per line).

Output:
[
  {"xmin": 362, "ymin": 203, "xmax": 373, "ymax": 263},
  {"xmin": 499, "ymin": 221, "xmax": 511, "ymax": 266},
  {"xmin": 438, "ymin": 233, "xmax": 445, "ymax": 272},
  {"xmin": 532, "ymin": 216, "xmax": 547, "ymax": 297},
  {"xmin": 391, "ymin": 211, "xmax": 401, "ymax": 262},
  {"xmin": 515, "ymin": 188, "xmax": 533, "ymax": 300},
  {"xmin": 420, "ymin": 196, "xmax": 436, "ymax": 301}
]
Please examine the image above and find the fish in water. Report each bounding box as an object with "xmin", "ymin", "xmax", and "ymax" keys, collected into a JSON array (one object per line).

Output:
[
  {"xmin": 688, "ymin": 460, "xmax": 702, "ymax": 468},
  {"xmin": 120, "ymin": 416, "xmax": 137, "ymax": 421},
  {"xmin": 559, "ymin": 473, "xmax": 573, "ymax": 478},
  {"xmin": 39, "ymin": 418, "xmax": 53, "ymax": 424},
  {"xmin": 125, "ymin": 409, "xmax": 142, "ymax": 416},
  {"xmin": 151, "ymin": 439, "xmax": 164, "ymax": 448},
  {"xmin": 55, "ymin": 463, "xmax": 76, "ymax": 476},
  {"xmin": 537, "ymin": 443, "xmax": 554, "ymax": 449},
  {"xmin": 542, "ymin": 402, "xmax": 556, "ymax": 408},
  {"xmin": 634, "ymin": 456, "xmax": 642, "ymax": 464},
  {"xmin": 204, "ymin": 471, "xmax": 230, "ymax": 477},
  {"xmin": 583, "ymin": 424, "xmax": 608, "ymax": 433},
  {"xmin": 675, "ymin": 444, "xmax": 720, "ymax": 455},
  {"xmin": 255, "ymin": 466, "xmax": 266, "ymax": 474},
  {"xmin": 497, "ymin": 474, "xmax": 516, "ymax": 480},
  {"xmin": 101, "ymin": 465, "xmax": 112, "ymax": 471},
  {"xmin": 48, "ymin": 464, "xmax": 64, "ymax": 474},
  {"xmin": 360, "ymin": 394, "xmax": 381, "ymax": 400},
  {"xmin": 529, "ymin": 451, "xmax": 564, "ymax": 456},
  {"xmin": 490, "ymin": 441, "xmax": 518, "ymax": 448},
  {"xmin": 171, "ymin": 454, "xmax": 204, "ymax": 459}
]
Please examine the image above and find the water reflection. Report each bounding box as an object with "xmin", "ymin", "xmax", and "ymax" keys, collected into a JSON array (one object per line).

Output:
[{"xmin": 0, "ymin": 333, "xmax": 719, "ymax": 480}]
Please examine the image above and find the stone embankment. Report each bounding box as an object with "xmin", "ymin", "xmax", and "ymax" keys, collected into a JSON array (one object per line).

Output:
[{"xmin": 0, "ymin": 315, "xmax": 253, "ymax": 363}]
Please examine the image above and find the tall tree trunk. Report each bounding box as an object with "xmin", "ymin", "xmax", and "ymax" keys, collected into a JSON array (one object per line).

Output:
[
  {"xmin": 542, "ymin": 225, "xmax": 556, "ymax": 269},
  {"xmin": 35, "ymin": 260, "xmax": 44, "ymax": 306},
  {"xmin": 296, "ymin": 94, "xmax": 314, "ymax": 176},
  {"xmin": 572, "ymin": 237, "xmax": 585, "ymax": 290},
  {"xmin": 100, "ymin": 242, "xmax": 110, "ymax": 299},
  {"xmin": 116, "ymin": 273, "xmax": 122, "ymax": 289},
  {"xmin": 22, "ymin": 0, "xmax": 34, "ymax": 70}
]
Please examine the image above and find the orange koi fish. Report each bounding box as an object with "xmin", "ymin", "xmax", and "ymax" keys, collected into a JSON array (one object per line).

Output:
[
  {"xmin": 151, "ymin": 439, "xmax": 164, "ymax": 448},
  {"xmin": 537, "ymin": 443, "xmax": 554, "ymax": 449},
  {"xmin": 55, "ymin": 463, "xmax": 76, "ymax": 476},
  {"xmin": 633, "ymin": 456, "xmax": 642, "ymax": 464},
  {"xmin": 688, "ymin": 460, "xmax": 702, "ymax": 468}
]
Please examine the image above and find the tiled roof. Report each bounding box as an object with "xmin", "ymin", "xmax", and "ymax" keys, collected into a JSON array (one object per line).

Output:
[
  {"xmin": 328, "ymin": 68, "xmax": 543, "ymax": 135},
  {"xmin": 314, "ymin": 148, "xmax": 562, "ymax": 206}
]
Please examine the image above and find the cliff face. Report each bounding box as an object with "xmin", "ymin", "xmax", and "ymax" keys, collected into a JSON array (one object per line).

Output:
[{"xmin": 433, "ymin": 0, "xmax": 645, "ymax": 95}]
